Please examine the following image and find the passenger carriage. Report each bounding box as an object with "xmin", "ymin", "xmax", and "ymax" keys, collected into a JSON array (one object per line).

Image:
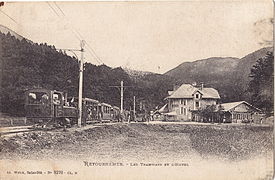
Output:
[{"xmin": 25, "ymin": 88, "xmax": 121, "ymax": 127}]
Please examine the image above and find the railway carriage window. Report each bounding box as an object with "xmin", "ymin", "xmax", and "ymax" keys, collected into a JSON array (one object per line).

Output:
[
  {"xmin": 28, "ymin": 92, "xmax": 49, "ymax": 105},
  {"xmin": 53, "ymin": 93, "xmax": 61, "ymax": 105},
  {"xmin": 28, "ymin": 93, "xmax": 37, "ymax": 104},
  {"xmin": 41, "ymin": 94, "xmax": 49, "ymax": 104}
]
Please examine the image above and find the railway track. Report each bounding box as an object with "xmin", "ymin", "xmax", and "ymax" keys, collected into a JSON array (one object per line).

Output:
[
  {"xmin": 0, "ymin": 120, "xmax": 124, "ymax": 137},
  {"xmin": 0, "ymin": 126, "xmax": 36, "ymax": 136}
]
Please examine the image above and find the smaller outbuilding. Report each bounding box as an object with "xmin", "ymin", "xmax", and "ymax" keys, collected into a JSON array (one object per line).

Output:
[
  {"xmin": 220, "ymin": 101, "xmax": 262, "ymax": 123},
  {"xmin": 153, "ymin": 104, "xmax": 168, "ymax": 120}
]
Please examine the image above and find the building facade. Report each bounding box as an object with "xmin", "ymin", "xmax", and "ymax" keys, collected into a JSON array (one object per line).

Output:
[
  {"xmin": 165, "ymin": 84, "xmax": 220, "ymax": 121},
  {"xmin": 219, "ymin": 101, "xmax": 262, "ymax": 123}
]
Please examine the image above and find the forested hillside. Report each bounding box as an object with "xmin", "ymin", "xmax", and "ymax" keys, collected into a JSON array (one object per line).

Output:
[
  {"xmin": 0, "ymin": 30, "xmax": 273, "ymax": 116},
  {"xmin": 0, "ymin": 32, "xmax": 175, "ymax": 116},
  {"xmin": 164, "ymin": 47, "xmax": 273, "ymax": 109}
]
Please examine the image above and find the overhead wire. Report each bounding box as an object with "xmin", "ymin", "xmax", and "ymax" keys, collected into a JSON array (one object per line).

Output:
[
  {"xmin": 46, "ymin": 2, "xmax": 82, "ymax": 41},
  {"xmin": 50, "ymin": 2, "xmax": 104, "ymax": 65},
  {"xmin": 46, "ymin": 2, "xmax": 61, "ymax": 18},
  {"xmin": 56, "ymin": 3, "xmax": 103, "ymax": 65},
  {"xmin": 0, "ymin": 9, "xmax": 20, "ymax": 25}
]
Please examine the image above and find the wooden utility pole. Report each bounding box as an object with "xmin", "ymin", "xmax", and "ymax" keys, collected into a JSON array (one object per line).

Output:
[
  {"xmin": 109, "ymin": 81, "xmax": 136, "ymax": 119},
  {"xmin": 58, "ymin": 41, "xmax": 85, "ymax": 127},
  {"xmin": 133, "ymin": 96, "xmax": 136, "ymax": 121},
  {"xmin": 120, "ymin": 81, "xmax": 124, "ymax": 114},
  {"xmin": 78, "ymin": 40, "xmax": 85, "ymax": 127}
]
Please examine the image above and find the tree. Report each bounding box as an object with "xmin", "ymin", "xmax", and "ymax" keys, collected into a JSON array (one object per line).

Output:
[
  {"xmin": 248, "ymin": 51, "xmax": 274, "ymax": 113},
  {"xmin": 216, "ymin": 104, "xmax": 225, "ymax": 123},
  {"xmin": 197, "ymin": 105, "xmax": 216, "ymax": 123},
  {"xmin": 196, "ymin": 104, "xmax": 225, "ymax": 123}
]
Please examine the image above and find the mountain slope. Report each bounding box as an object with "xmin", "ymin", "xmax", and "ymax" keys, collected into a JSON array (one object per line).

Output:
[
  {"xmin": 123, "ymin": 67, "xmax": 153, "ymax": 80},
  {"xmin": 0, "ymin": 25, "xmax": 29, "ymax": 41},
  {"xmin": 164, "ymin": 47, "xmax": 273, "ymax": 103},
  {"xmin": 235, "ymin": 47, "xmax": 273, "ymax": 87},
  {"xmin": 165, "ymin": 57, "xmax": 240, "ymax": 84}
]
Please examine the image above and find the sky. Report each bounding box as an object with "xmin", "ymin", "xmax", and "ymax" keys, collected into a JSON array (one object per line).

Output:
[{"xmin": 0, "ymin": 1, "xmax": 273, "ymax": 73}]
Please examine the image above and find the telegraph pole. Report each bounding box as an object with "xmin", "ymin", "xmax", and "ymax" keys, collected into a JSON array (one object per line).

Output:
[
  {"xmin": 109, "ymin": 81, "xmax": 135, "ymax": 116},
  {"xmin": 58, "ymin": 40, "xmax": 85, "ymax": 127},
  {"xmin": 120, "ymin": 81, "xmax": 124, "ymax": 114},
  {"xmin": 78, "ymin": 40, "xmax": 85, "ymax": 127},
  {"xmin": 133, "ymin": 96, "xmax": 136, "ymax": 121}
]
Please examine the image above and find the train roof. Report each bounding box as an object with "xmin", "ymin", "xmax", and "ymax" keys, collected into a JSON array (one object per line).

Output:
[
  {"xmin": 68, "ymin": 97, "xmax": 99, "ymax": 103},
  {"xmin": 100, "ymin": 103, "xmax": 112, "ymax": 107},
  {"xmin": 26, "ymin": 88, "xmax": 66, "ymax": 96},
  {"xmin": 83, "ymin": 98, "xmax": 99, "ymax": 103},
  {"xmin": 112, "ymin": 106, "xmax": 120, "ymax": 110}
]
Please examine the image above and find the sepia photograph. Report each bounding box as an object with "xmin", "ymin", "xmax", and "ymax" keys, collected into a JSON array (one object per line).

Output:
[{"xmin": 0, "ymin": 1, "xmax": 274, "ymax": 180}]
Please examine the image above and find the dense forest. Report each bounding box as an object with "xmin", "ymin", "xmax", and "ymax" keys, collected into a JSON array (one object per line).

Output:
[
  {"xmin": 0, "ymin": 32, "xmax": 175, "ymax": 116},
  {"xmin": 0, "ymin": 31, "xmax": 273, "ymax": 116}
]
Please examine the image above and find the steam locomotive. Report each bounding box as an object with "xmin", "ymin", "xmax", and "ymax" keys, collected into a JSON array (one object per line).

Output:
[{"xmin": 25, "ymin": 88, "xmax": 120, "ymax": 128}]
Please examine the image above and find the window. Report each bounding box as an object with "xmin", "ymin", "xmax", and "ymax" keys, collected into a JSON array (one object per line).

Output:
[
  {"xmin": 28, "ymin": 92, "xmax": 49, "ymax": 105},
  {"xmin": 53, "ymin": 93, "xmax": 62, "ymax": 105},
  {"xmin": 184, "ymin": 100, "xmax": 187, "ymax": 106},
  {"xmin": 195, "ymin": 94, "xmax": 199, "ymax": 99},
  {"xmin": 180, "ymin": 99, "xmax": 183, "ymax": 104},
  {"xmin": 195, "ymin": 101, "xmax": 200, "ymax": 108},
  {"xmin": 184, "ymin": 108, "xmax": 186, "ymax": 115},
  {"xmin": 180, "ymin": 107, "xmax": 183, "ymax": 114}
]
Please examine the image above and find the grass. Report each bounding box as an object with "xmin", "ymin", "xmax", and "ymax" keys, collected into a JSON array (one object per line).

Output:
[{"xmin": 0, "ymin": 122, "xmax": 272, "ymax": 163}]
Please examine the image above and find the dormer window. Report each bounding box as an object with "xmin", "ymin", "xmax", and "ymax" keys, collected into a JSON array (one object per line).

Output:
[{"xmin": 195, "ymin": 94, "xmax": 199, "ymax": 99}]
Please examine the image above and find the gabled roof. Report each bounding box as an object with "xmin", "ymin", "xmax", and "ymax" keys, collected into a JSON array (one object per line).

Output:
[
  {"xmin": 158, "ymin": 104, "xmax": 168, "ymax": 113},
  {"xmin": 153, "ymin": 104, "xmax": 168, "ymax": 115},
  {"xmin": 220, "ymin": 101, "xmax": 261, "ymax": 112},
  {"xmin": 168, "ymin": 91, "xmax": 174, "ymax": 95},
  {"xmin": 166, "ymin": 84, "xmax": 220, "ymax": 99}
]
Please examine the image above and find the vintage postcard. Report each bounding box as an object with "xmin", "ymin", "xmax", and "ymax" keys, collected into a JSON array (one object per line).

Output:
[{"xmin": 0, "ymin": 1, "xmax": 274, "ymax": 180}]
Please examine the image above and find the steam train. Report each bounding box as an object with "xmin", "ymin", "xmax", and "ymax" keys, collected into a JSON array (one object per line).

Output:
[{"xmin": 25, "ymin": 88, "xmax": 121, "ymax": 128}]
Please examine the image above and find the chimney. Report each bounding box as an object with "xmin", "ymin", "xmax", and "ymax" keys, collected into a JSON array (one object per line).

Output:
[{"xmin": 200, "ymin": 83, "xmax": 204, "ymax": 90}]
